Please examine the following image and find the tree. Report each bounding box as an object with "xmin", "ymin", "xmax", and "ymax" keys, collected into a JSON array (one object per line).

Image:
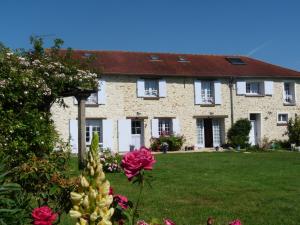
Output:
[
  {"xmin": 286, "ymin": 115, "xmax": 300, "ymax": 146},
  {"xmin": 227, "ymin": 118, "xmax": 251, "ymax": 148}
]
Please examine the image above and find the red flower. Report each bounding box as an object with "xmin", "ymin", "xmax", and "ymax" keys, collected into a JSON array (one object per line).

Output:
[
  {"xmin": 164, "ymin": 218, "xmax": 176, "ymax": 225},
  {"xmin": 109, "ymin": 187, "xmax": 114, "ymax": 195},
  {"xmin": 114, "ymin": 194, "xmax": 128, "ymax": 209},
  {"xmin": 32, "ymin": 206, "xmax": 57, "ymax": 225},
  {"xmin": 121, "ymin": 147, "xmax": 156, "ymax": 180},
  {"xmin": 229, "ymin": 219, "xmax": 242, "ymax": 225}
]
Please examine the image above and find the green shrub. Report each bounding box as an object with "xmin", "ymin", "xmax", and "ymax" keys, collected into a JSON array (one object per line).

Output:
[
  {"xmin": 286, "ymin": 115, "xmax": 300, "ymax": 146},
  {"xmin": 150, "ymin": 134, "xmax": 185, "ymax": 151},
  {"xmin": 0, "ymin": 153, "xmax": 31, "ymax": 225},
  {"xmin": 227, "ymin": 118, "xmax": 251, "ymax": 148},
  {"xmin": 100, "ymin": 148, "xmax": 122, "ymax": 173}
]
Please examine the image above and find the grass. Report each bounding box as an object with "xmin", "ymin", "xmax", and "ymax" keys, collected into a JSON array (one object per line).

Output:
[{"xmin": 64, "ymin": 151, "xmax": 300, "ymax": 225}]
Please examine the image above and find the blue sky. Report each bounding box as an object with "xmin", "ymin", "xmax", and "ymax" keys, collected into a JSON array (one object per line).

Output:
[{"xmin": 1, "ymin": 0, "xmax": 300, "ymax": 71}]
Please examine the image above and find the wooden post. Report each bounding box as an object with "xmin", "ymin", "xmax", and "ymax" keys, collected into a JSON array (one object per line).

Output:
[{"xmin": 75, "ymin": 93, "xmax": 90, "ymax": 169}]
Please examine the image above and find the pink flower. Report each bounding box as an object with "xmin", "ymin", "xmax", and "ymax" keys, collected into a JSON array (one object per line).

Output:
[
  {"xmin": 32, "ymin": 206, "xmax": 57, "ymax": 225},
  {"xmin": 137, "ymin": 221, "xmax": 149, "ymax": 225},
  {"xmin": 164, "ymin": 218, "xmax": 176, "ymax": 225},
  {"xmin": 114, "ymin": 194, "xmax": 128, "ymax": 209},
  {"xmin": 121, "ymin": 147, "xmax": 156, "ymax": 180},
  {"xmin": 229, "ymin": 219, "xmax": 242, "ymax": 225}
]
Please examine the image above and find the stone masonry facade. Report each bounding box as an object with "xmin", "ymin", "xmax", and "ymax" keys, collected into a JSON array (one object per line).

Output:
[{"xmin": 51, "ymin": 74, "xmax": 300, "ymax": 152}]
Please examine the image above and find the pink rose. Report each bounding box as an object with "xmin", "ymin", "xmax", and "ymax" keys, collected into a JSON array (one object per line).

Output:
[
  {"xmin": 114, "ymin": 194, "xmax": 128, "ymax": 209},
  {"xmin": 121, "ymin": 147, "xmax": 156, "ymax": 180},
  {"xmin": 32, "ymin": 206, "xmax": 57, "ymax": 225},
  {"xmin": 164, "ymin": 218, "xmax": 176, "ymax": 225},
  {"xmin": 229, "ymin": 219, "xmax": 242, "ymax": 225},
  {"xmin": 109, "ymin": 187, "xmax": 114, "ymax": 195},
  {"xmin": 137, "ymin": 221, "xmax": 149, "ymax": 225}
]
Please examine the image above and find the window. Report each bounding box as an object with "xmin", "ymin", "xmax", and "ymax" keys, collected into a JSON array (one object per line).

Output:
[
  {"xmin": 226, "ymin": 57, "xmax": 246, "ymax": 65},
  {"xmin": 131, "ymin": 120, "xmax": 142, "ymax": 134},
  {"xmin": 277, "ymin": 113, "xmax": 288, "ymax": 124},
  {"xmin": 159, "ymin": 119, "xmax": 172, "ymax": 135},
  {"xmin": 86, "ymin": 93, "xmax": 98, "ymax": 104},
  {"xmin": 150, "ymin": 55, "xmax": 160, "ymax": 61},
  {"xmin": 201, "ymin": 81, "xmax": 214, "ymax": 104},
  {"xmin": 283, "ymin": 82, "xmax": 295, "ymax": 104},
  {"xmin": 144, "ymin": 79, "xmax": 159, "ymax": 97},
  {"xmin": 178, "ymin": 56, "xmax": 189, "ymax": 62},
  {"xmin": 86, "ymin": 120, "xmax": 102, "ymax": 145},
  {"xmin": 246, "ymin": 82, "xmax": 261, "ymax": 95}
]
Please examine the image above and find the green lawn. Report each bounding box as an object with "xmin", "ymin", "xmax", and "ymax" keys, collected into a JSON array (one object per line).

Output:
[{"xmin": 65, "ymin": 152, "xmax": 300, "ymax": 225}]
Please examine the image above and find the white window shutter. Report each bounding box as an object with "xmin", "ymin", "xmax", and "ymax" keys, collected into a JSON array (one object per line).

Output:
[
  {"xmin": 291, "ymin": 82, "xmax": 296, "ymax": 104},
  {"xmin": 159, "ymin": 79, "xmax": 167, "ymax": 97},
  {"xmin": 214, "ymin": 80, "xmax": 222, "ymax": 104},
  {"xmin": 151, "ymin": 119, "xmax": 159, "ymax": 138},
  {"xmin": 194, "ymin": 80, "xmax": 202, "ymax": 104},
  {"xmin": 236, "ymin": 81, "xmax": 246, "ymax": 95},
  {"xmin": 69, "ymin": 119, "xmax": 78, "ymax": 153},
  {"xmin": 102, "ymin": 119, "xmax": 113, "ymax": 150},
  {"xmin": 97, "ymin": 79, "xmax": 106, "ymax": 104},
  {"xmin": 73, "ymin": 97, "xmax": 78, "ymax": 105},
  {"xmin": 264, "ymin": 81, "xmax": 273, "ymax": 95},
  {"xmin": 172, "ymin": 118, "xmax": 180, "ymax": 135},
  {"xmin": 118, "ymin": 119, "xmax": 131, "ymax": 152},
  {"xmin": 137, "ymin": 79, "xmax": 145, "ymax": 97}
]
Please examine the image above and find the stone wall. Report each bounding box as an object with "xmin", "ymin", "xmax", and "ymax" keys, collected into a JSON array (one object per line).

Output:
[{"xmin": 51, "ymin": 75, "xmax": 300, "ymax": 151}]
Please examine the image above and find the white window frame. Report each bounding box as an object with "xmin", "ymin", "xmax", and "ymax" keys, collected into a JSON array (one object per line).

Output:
[
  {"xmin": 245, "ymin": 81, "xmax": 262, "ymax": 95},
  {"xmin": 86, "ymin": 93, "xmax": 98, "ymax": 105},
  {"xmin": 201, "ymin": 81, "xmax": 214, "ymax": 104},
  {"xmin": 277, "ymin": 113, "xmax": 289, "ymax": 124},
  {"xmin": 283, "ymin": 81, "xmax": 295, "ymax": 105},
  {"xmin": 144, "ymin": 79, "xmax": 159, "ymax": 97},
  {"xmin": 158, "ymin": 118, "xmax": 173, "ymax": 136},
  {"xmin": 196, "ymin": 119, "xmax": 204, "ymax": 147},
  {"xmin": 85, "ymin": 119, "xmax": 103, "ymax": 146}
]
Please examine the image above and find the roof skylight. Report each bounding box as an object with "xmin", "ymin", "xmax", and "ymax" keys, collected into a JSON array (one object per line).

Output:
[
  {"xmin": 178, "ymin": 56, "xmax": 190, "ymax": 62},
  {"xmin": 226, "ymin": 57, "xmax": 246, "ymax": 65},
  {"xmin": 150, "ymin": 55, "xmax": 160, "ymax": 61}
]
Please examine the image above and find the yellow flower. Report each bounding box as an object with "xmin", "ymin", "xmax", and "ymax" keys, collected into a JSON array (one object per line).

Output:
[
  {"xmin": 71, "ymin": 192, "xmax": 83, "ymax": 203},
  {"xmin": 79, "ymin": 218, "xmax": 88, "ymax": 225},
  {"xmin": 69, "ymin": 210, "xmax": 82, "ymax": 218},
  {"xmin": 80, "ymin": 175, "xmax": 90, "ymax": 188}
]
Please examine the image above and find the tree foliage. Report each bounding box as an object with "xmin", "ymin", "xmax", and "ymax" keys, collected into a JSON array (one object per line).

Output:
[
  {"xmin": 227, "ymin": 118, "xmax": 251, "ymax": 148},
  {"xmin": 286, "ymin": 115, "xmax": 300, "ymax": 146}
]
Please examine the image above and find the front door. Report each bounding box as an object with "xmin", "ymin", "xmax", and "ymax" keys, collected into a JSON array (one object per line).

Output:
[
  {"xmin": 204, "ymin": 119, "xmax": 213, "ymax": 147},
  {"xmin": 131, "ymin": 120, "xmax": 144, "ymax": 149}
]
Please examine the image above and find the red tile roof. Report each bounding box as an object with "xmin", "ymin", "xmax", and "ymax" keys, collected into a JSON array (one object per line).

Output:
[{"xmin": 70, "ymin": 50, "xmax": 300, "ymax": 78}]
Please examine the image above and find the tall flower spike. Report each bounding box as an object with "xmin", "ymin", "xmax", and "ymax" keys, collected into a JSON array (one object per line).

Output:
[{"xmin": 69, "ymin": 132, "xmax": 114, "ymax": 225}]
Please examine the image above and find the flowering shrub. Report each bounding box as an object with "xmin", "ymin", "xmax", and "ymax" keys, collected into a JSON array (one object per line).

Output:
[
  {"xmin": 150, "ymin": 134, "xmax": 185, "ymax": 152},
  {"xmin": 229, "ymin": 219, "xmax": 242, "ymax": 225},
  {"xmin": 100, "ymin": 149, "xmax": 122, "ymax": 173},
  {"xmin": 31, "ymin": 206, "xmax": 57, "ymax": 225}
]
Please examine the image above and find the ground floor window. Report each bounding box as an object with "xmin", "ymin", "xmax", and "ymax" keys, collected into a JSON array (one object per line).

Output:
[
  {"xmin": 159, "ymin": 119, "xmax": 172, "ymax": 135},
  {"xmin": 86, "ymin": 119, "xmax": 102, "ymax": 145},
  {"xmin": 196, "ymin": 119, "xmax": 204, "ymax": 146},
  {"xmin": 277, "ymin": 113, "xmax": 288, "ymax": 124}
]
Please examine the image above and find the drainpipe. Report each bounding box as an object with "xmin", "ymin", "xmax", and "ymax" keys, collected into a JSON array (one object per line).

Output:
[{"xmin": 229, "ymin": 77, "xmax": 234, "ymax": 126}]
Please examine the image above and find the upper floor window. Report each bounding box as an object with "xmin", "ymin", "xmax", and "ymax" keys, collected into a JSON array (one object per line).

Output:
[
  {"xmin": 137, "ymin": 78, "xmax": 166, "ymax": 98},
  {"xmin": 246, "ymin": 82, "xmax": 262, "ymax": 95},
  {"xmin": 145, "ymin": 79, "xmax": 159, "ymax": 97},
  {"xmin": 201, "ymin": 81, "xmax": 214, "ymax": 104},
  {"xmin": 283, "ymin": 82, "xmax": 295, "ymax": 105},
  {"xmin": 86, "ymin": 93, "xmax": 98, "ymax": 104},
  {"xmin": 194, "ymin": 80, "xmax": 222, "ymax": 105}
]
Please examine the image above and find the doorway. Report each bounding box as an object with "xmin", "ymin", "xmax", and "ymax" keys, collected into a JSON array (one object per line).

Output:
[{"xmin": 131, "ymin": 119, "xmax": 144, "ymax": 149}]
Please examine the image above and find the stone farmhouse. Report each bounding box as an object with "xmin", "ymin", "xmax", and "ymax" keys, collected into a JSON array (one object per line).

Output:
[{"xmin": 51, "ymin": 51, "xmax": 300, "ymax": 153}]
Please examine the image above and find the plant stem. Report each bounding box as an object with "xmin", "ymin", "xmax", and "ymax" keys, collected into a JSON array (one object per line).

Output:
[{"xmin": 132, "ymin": 173, "xmax": 144, "ymax": 225}]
